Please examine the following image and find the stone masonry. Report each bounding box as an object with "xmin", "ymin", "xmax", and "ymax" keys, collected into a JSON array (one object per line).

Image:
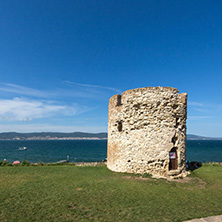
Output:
[{"xmin": 107, "ymin": 87, "xmax": 187, "ymax": 177}]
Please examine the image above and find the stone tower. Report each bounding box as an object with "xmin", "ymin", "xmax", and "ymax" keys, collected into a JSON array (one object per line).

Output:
[{"xmin": 107, "ymin": 87, "xmax": 187, "ymax": 177}]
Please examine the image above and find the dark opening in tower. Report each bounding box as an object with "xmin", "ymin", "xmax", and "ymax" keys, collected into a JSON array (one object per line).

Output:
[
  {"xmin": 117, "ymin": 121, "xmax": 122, "ymax": 132},
  {"xmin": 116, "ymin": 95, "xmax": 122, "ymax": 106}
]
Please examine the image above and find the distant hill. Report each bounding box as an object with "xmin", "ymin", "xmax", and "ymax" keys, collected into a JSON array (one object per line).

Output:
[
  {"xmin": 0, "ymin": 132, "xmax": 107, "ymax": 140},
  {"xmin": 187, "ymin": 134, "xmax": 222, "ymax": 140},
  {"xmin": 0, "ymin": 132, "xmax": 221, "ymax": 140}
]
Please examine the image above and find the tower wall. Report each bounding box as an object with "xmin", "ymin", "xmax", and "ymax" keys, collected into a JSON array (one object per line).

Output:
[{"xmin": 107, "ymin": 87, "xmax": 187, "ymax": 177}]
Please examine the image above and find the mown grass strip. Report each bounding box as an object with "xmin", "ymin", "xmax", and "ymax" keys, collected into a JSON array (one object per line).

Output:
[{"xmin": 0, "ymin": 164, "xmax": 222, "ymax": 222}]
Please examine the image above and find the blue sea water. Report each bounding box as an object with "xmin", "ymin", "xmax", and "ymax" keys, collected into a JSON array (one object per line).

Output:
[
  {"xmin": 0, "ymin": 140, "xmax": 222, "ymax": 163},
  {"xmin": 0, "ymin": 140, "xmax": 107, "ymax": 163},
  {"xmin": 186, "ymin": 140, "xmax": 222, "ymax": 163}
]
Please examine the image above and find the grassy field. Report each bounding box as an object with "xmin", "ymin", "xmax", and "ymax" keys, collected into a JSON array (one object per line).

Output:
[{"xmin": 0, "ymin": 164, "xmax": 222, "ymax": 222}]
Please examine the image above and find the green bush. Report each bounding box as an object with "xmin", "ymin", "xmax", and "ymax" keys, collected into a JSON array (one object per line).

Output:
[
  {"xmin": 0, "ymin": 161, "xmax": 12, "ymax": 166},
  {"xmin": 20, "ymin": 160, "xmax": 30, "ymax": 166},
  {"xmin": 38, "ymin": 162, "xmax": 44, "ymax": 166},
  {"xmin": 142, "ymin": 172, "xmax": 152, "ymax": 178}
]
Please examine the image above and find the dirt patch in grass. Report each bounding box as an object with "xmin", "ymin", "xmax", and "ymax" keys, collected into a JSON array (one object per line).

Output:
[
  {"xmin": 168, "ymin": 176, "xmax": 207, "ymax": 189},
  {"xmin": 122, "ymin": 174, "xmax": 207, "ymax": 188},
  {"xmin": 76, "ymin": 187, "xmax": 83, "ymax": 191},
  {"xmin": 167, "ymin": 176, "xmax": 193, "ymax": 183},
  {"xmin": 121, "ymin": 175, "xmax": 153, "ymax": 181},
  {"xmin": 75, "ymin": 162, "xmax": 106, "ymax": 166},
  {"xmin": 195, "ymin": 178, "xmax": 207, "ymax": 189}
]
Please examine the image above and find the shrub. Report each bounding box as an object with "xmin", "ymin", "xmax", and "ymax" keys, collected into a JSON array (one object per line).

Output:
[
  {"xmin": 20, "ymin": 160, "xmax": 30, "ymax": 166},
  {"xmin": 142, "ymin": 172, "xmax": 152, "ymax": 178},
  {"xmin": 0, "ymin": 161, "xmax": 12, "ymax": 166}
]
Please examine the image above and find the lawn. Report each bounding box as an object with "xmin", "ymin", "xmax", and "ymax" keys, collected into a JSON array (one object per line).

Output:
[{"xmin": 0, "ymin": 164, "xmax": 222, "ymax": 222}]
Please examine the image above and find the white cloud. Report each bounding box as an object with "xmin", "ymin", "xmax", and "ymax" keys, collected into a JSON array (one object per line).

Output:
[
  {"xmin": 0, "ymin": 98, "xmax": 85, "ymax": 121},
  {"xmin": 64, "ymin": 81, "xmax": 122, "ymax": 94}
]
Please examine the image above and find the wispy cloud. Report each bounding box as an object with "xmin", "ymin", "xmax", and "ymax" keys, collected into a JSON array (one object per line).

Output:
[
  {"xmin": 0, "ymin": 82, "xmax": 108, "ymax": 99},
  {"xmin": 0, "ymin": 83, "xmax": 53, "ymax": 98},
  {"xmin": 188, "ymin": 101, "xmax": 204, "ymax": 107},
  {"xmin": 188, "ymin": 116, "xmax": 215, "ymax": 120},
  {"xmin": 64, "ymin": 81, "xmax": 122, "ymax": 94},
  {"xmin": 193, "ymin": 108, "xmax": 210, "ymax": 113},
  {"xmin": 188, "ymin": 101, "xmax": 222, "ymax": 113},
  {"xmin": 0, "ymin": 98, "xmax": 87, "ymax": 121}
]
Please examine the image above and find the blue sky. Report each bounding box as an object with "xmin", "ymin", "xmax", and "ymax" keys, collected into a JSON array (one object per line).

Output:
[{"xmin": 0, "ymin": 1, "xmax": 222, "ymax": 137}]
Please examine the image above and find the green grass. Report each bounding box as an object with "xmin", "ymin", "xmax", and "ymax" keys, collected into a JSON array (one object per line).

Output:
[{"xmin": 0, "ymin": 164, "xmax": 222, "ymax": 222}]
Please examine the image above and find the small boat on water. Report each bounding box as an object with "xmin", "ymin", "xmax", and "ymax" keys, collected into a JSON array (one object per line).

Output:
[{"xmin": 19, "ymin": 146, "xmax": 28, "ymax": 151}]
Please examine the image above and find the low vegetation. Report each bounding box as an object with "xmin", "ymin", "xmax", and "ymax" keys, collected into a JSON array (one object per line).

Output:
[
  {"xmin": 0, "ymin": 160, "xmax": 76, "ymax": 167},
  {"xmin": 0, "ymin": 164, "xmax": 222, "ymax": 221}
]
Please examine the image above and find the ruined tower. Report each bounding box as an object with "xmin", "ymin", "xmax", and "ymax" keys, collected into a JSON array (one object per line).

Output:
[{"xmin": 107, "ymin": 87, "xmax": 187, "ymax": 177}]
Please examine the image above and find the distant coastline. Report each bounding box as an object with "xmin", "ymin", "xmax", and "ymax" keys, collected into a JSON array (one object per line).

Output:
[
  {"xmin": 0, "ymin": 137, "xmax": 107, "ymax": 141},
  {"xmin": 0, "ymin": 132, "xmax": 221, "ymax": 141},
  {"xmin": 187, "ymin": 134, "xmax": 222, "ymax": 140},
  {"xmin": 0, "ymin": 132, "xmax": 107, "ymax": 141}
]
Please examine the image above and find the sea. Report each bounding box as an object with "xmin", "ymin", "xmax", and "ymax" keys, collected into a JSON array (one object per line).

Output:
[{"xmin": 0, "ymin": 140, "xmax": 222, "ymax": 163}]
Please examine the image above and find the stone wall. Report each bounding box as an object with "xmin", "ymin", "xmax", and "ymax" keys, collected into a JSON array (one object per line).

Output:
[{"xmin": 107, "ymin": 87, "xmax": 187, "ymax": 177}]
